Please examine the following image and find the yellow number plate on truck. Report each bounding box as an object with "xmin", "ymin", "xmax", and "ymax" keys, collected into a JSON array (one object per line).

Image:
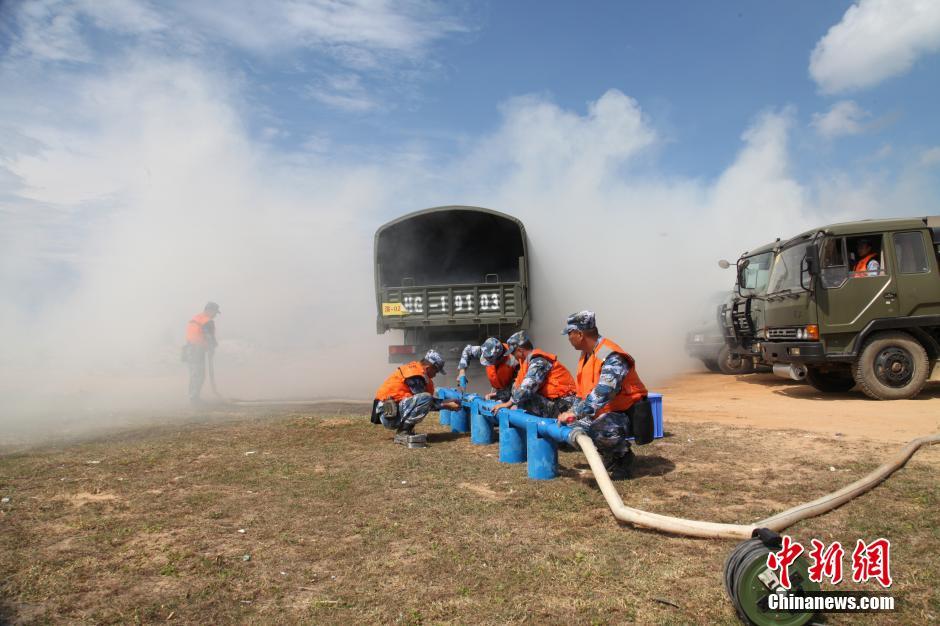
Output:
[{"xmin": 382, "ymin": 302, "xmax": 407, "ymax": 316}]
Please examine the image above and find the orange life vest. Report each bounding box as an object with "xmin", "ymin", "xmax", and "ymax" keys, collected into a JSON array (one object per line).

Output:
[
  {"xmin": 515, "ymin": 349, "xmax": 577, "ymax": 399},
  {"xmin": 576, "ymin": 337, "xmax": 647, "ymax": 416},
  {"xmin": 374, "ymin": 361, "xmax": 435, "ymax": 402},
  {"xmin": 854, "ymin": 253, "xmax": 877, "ymax": 273},
  {"xmin": 186, "ymin": 313, "xmax": 212, "ymax": 346},
  {"xmin": 486, "ymin": 346, "xmax": 517, "ymax": 389}
]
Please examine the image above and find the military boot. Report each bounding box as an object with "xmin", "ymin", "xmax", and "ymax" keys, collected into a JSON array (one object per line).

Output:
[{"xmin": 603, "ymin": 447, "xmax": 635, "ymax": 480}]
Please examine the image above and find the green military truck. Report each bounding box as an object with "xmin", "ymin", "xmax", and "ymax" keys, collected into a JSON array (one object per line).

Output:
[
  {"xmin": 685, "ymin": 291, "xmax": 740, "ymax": 373},
  {"xmin": 761, "ymin": 216, "xmax": 940, "ymax": 399},
  {"xmin": 721, "ymin": 240, "xmax": 779, "ymax": 372},
  {"xmin": 374, "ymin": 206, "xmax": 530, "ymax": 364}
]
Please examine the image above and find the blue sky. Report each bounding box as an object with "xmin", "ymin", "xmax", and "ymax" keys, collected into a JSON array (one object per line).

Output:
[
  {"xmin": 209, "ymin": 0, "xmax": 940, "ymax": 182},
  {"xmin": 1, "ymin": 0, "xmax": 940, "ymax": 397}
]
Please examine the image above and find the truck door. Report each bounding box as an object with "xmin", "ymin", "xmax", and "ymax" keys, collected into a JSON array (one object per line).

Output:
[
  {"xmin": 892, "ymin": 230, "xmax": 940, "ymax": 317},
  {"xmin": 816, "ymin": 234, "xmax": 898, "ymax": 336}
]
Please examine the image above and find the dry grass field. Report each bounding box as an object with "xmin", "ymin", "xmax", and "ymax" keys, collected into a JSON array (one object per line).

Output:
[{"xmin": 0, "ymin": 394, "xmax": 938, "ymax": 624}]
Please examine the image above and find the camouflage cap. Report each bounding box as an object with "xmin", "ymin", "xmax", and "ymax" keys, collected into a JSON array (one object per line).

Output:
[
  {"xmin": 205, "ymin": 301, "xmax": 221, "ymax": 314},
  {"xmin": 561, "ymin": 310, "xmax": 596, "ymax": 335},
  {"xmin": 424, "ymin": 350, "xmax": 446, "ymax": 374},
  {"xmin": 479, "ymin": 337, "xmax": 506, "ymax": 366},
  {"xmin": 506, "ymin": 330, "xmax": 530, "ymax": 352}
]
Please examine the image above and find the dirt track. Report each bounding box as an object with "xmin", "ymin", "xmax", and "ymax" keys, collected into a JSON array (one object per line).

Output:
[{"xmin": 660, "ymin": 371, "xmax": 940, "ymax": 443}]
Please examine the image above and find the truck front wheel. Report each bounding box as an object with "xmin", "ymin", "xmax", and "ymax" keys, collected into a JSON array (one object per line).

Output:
[
  {"xmin": 854, "ymin": 331, "xmax": 929, "ymax": 400},
  {"xmin": 806, "ymin": 366, "xmax": 855, "ymax": 393},
  {"xmin": 702, "ymin": 359, "xmax": 721, "ymax": 373},
  {"xmin": 718, "ymin": 344, "xmax": 754, "ymax": 375}
]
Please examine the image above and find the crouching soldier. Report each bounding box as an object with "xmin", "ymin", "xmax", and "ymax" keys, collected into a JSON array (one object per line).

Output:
[
  {"xmin": 491, "ymin": 330, "xmax": 577, "ymax": 419},
  {"xmin": 373, "ymin": 350, "xmax": 460, "ymax": 447},
  {"xmin": 557, "ymin": 311, "xmax": 649, "ymax": 480},
  {"xmin": 456, "ymin": 337, "xmax": 519, "ymax": 400}
]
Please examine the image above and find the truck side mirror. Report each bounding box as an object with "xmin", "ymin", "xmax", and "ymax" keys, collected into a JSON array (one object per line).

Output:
[
  {"xmin": 806, "ymin": 251, "xmax": 820, "ymax": 276},
  {"xmin": 800, "ymin": 253, "xmax": 818, "ymax": 291},
  {"xmin": 718, "ymin": 259, "xmax": 731, "ymax": 269}
]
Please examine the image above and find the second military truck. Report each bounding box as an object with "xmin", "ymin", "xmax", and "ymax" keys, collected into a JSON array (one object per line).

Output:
[
  {"xmin": 374, "ymin": 206, "xmax": 530, "ymax": 364},
  {"xmin": 761, "ymin": 216, "xmax": 940, "ymax": 399}
]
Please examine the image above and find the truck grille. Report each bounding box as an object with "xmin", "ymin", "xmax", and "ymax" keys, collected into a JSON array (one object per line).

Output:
[{"xmin": 767, "ymin": 327, "xmax": 799, "ymax": 340}]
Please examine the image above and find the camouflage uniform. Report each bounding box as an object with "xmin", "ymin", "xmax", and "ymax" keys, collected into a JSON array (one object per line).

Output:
[
  {"xmin": 571, "ymin": 351, "xmax": 634, "ymax": 464},
  {"xmin": 376, "ymin": 350, "xmax": 449, "ymax": 433},
  {"xmin": 510, "ymin": 354, "xmax": 576, "ymax": 418},
  {"xmin": 562, "ymin": 311, "xmax": 635, "ymax": 471},
  {"xmin": 458, "ymin": 338, "xmax": 517, "ymax": 401}
]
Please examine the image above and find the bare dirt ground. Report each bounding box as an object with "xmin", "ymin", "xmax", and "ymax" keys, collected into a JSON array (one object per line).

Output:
[
  {"xmin": 662, "ymin": 372, "xmax": 940, "ymax": 443},
  {"xmin": 0, "ymin": 375, "xmax": 937, "ymax": 624}
]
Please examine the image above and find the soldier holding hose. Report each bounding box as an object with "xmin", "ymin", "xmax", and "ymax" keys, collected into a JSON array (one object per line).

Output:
[{"xmin": 557, "ymin": 311, "xmax": 650, "ymax": 480}]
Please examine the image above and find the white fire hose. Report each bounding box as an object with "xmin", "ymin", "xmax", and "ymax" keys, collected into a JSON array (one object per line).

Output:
[{"xmin": 574, "ymin": 432, "xmax": 940, "ymax": 540}]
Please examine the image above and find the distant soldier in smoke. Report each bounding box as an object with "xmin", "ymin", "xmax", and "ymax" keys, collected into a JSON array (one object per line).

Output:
[
  {"xmin": 184, "ymin": 301, "xmax": 220, "ymax": 406},
  {"xmin": 456, "ymin": 337, "xmax": 519, "ymax": 400},
  {"xmin": 491, "ymin": 330, "xmax": 578, "ymax": 419},
  {"xmin": 557, "ymin": 311, "xmax": 649, "ymax": 480},
  {"xmin": 373, "ymin": 350, "xmax": 460, "ymax": 446}
]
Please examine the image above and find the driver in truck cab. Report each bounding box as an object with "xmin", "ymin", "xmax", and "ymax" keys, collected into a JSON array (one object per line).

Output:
[
  {"xmin": 456, "ymin": 337, "xmax": 520, "ymax": 400},
  {"xmin": 852, "ymin": 238, "xmax": 881, "ymax": 277}
]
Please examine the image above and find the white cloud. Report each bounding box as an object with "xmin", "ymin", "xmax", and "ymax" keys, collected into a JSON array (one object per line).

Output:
[
  {"xmin": 4, "ymin": 0, "xmax": 470, "ymax": 118},
  {"xmin": 811, "ymin": 100, "xmax": 871, "ymax": 138},
  {"xmin": 305, "ymin": 73, "xmax": 380, "ymax": 112},
  {"xmin": 810, "ymin": 0, "xmax": 940, "ymax": 93},
  {"xmin": 177, "ymin": 0, "xmax": 468, "ymax": 57},
  {"xmin": 921, "ymin": 146, "xmax": 940, "ymax": 166}
]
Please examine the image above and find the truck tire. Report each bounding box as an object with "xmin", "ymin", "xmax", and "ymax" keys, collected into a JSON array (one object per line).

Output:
[
  {"xmin": 805, "ymin": 366, "xmax": 855, "ymax": 393},
  {"xmin": 853, "ymin": 331, "xmax": 929, "ymax": 400},
  {"xmin": 718, "ymin": 344, "xmax": 754, "ymax": 375},
  {"xmin": 702, "ymin": 359, "xmax": 721, "ymax": 373}
]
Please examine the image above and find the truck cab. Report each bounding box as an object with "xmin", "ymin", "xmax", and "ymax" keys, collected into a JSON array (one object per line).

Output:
[
  {"xmin": 721, "ymin": 240, "xmax": 779, "ymax": 371},
  {"xmin": 761, "ymin": 217, "xmax": 940, "ymax": 399}
]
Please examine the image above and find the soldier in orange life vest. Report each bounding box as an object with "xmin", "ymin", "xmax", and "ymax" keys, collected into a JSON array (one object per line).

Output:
[
  {"xmin": 185, "ymin": 301, "xmax": 220, "ymax": 406},
  {"xmin": 373, "ymin": 350, "xmax": 460, "ymax": 445},
  {"xmin": 491, "ymin": 330, "xmax": 578, "ymax": 419},
  {"xmin": 852, "ymin": 238, "xmax": 881, "ymax": 277},
  {"xmin": 456, "ymin": 337, "xmax": 519, "ymax": 400},
  {"xmin": 557, "ymin": 311, "xmax": 648, "ymax": 480}
]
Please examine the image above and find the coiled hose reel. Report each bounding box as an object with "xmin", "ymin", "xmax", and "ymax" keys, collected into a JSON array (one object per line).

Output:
[{"xmin": 724, "ymin": 528, "xmax": 819, "ymax": 626}]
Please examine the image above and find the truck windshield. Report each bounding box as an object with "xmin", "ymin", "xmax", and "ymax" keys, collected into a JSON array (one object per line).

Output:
[
  {"xmin": 739, "ymin": 251, "xmax": 773, "ymax": 295},
  {"xmin": 766, "ymin": 243, "xmax": 811, "ymax": 295}
]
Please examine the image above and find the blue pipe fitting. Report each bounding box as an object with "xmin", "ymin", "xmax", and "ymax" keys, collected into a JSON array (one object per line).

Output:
[
  {"xmin": 470, "ymin": 401, "xmax": 496, "ymax": 445},
  {"xmin": 436, "ymin": 388, "xmax": 469, "ymax": 432},
  {"xmin": 435, "ymin": 387, "xmax": 664, "ymax": 480},
  {"xmin": 526, "ymin": 417, "xmax": 558, "ymax": 480},
  {"xmin": 498, "ymin": 409, "xmax": 526, "ymax": 463}
]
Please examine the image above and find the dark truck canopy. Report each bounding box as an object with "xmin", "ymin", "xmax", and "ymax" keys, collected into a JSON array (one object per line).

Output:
[
  {"xmin": 375, "ymin": 206, "xmax": 527, "ymax": 287},
  {"xmin": 374, "ymin": 206, "xmax": 530, "ymax": 338}
]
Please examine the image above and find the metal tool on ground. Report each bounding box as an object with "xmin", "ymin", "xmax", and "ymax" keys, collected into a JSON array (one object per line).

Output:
[{"xmin": 393, "ymin": 431, "xmax": 428, "ymax": 448}]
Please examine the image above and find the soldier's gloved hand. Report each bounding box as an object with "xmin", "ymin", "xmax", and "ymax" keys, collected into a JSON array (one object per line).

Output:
[
  {"xmin": 458, "ymin": 375, "xmax": 469, "ymax": 390},
  {"xmin": 557, "ymin": 411, "xmax": 577, "ymax": 425}
]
